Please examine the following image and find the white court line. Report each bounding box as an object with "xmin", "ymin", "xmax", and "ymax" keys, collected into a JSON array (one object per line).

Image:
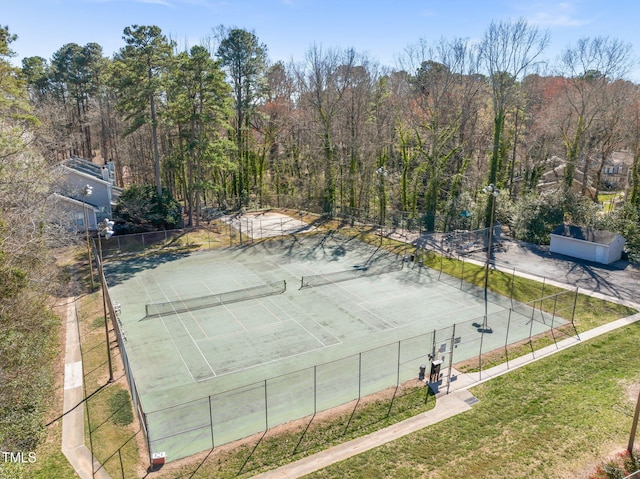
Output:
[
  {"xmin": 300, "ymin": 263, "xmax": 395, "ymax": 331},
  {"xmin": 168, "ymin": 283, "xmax": 217, "ymax": 377},
  {"xmin": 137, "ymin": 276, "xmax": 196, "ymax": 382},
  {"xmin": 197, "ymin": 276, "xmax": 250, "ymax": 333},
  {"xmin": 64, "ymin": 361, "xmax": 83, "ymax": 390},
  {"xmin": 193, "ymin": 330, "xmax": 329, "ymax": 382},
  {"xmin": 263, "ymin": 295, "xmax": 339, "ymax": 348}
]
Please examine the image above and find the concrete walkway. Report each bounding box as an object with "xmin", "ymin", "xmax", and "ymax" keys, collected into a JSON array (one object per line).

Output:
[{"xmin": 61, "ymin": 297, "xmax": 112, "ymax": 479}]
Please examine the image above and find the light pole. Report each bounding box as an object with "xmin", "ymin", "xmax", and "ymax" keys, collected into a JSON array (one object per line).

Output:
[
  {"xmin": 482, "ymin": 183, "xmax": 500, "ymax": 329},
  {"xmin": 81, "ymin": 185, "xmax": 95, "ymax": 291},
  {"xmin": 478, "ymin": 183, "xmax": 499, "ymax": 378},
  {"xmin": 97, "ymin": 218, "xmax": 115, "ymax": 383}
]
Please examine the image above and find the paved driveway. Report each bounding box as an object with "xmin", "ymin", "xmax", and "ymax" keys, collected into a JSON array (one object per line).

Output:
[{"xmin": 466, "ymin": 238, "xmax": 640, "ymax": 304}]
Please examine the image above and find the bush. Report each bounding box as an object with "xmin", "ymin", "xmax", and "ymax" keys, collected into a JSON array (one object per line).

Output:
[
  {"xmin": 590, "ymin": 449, "xmax": 640, "ymax": 479},
  {"xmin": 114, "ymin": 184, "xmax": 182, "ymax": 234}
]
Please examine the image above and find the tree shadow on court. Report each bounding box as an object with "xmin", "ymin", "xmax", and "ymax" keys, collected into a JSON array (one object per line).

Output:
[{"xmin": 102, "ymin": 252, "xmax": 190, "ymax": 287}]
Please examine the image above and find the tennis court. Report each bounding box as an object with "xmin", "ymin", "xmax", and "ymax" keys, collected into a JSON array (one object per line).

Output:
[{"xmin": 105, "ymin": 230, "xmax": 569, "ymax": 462}]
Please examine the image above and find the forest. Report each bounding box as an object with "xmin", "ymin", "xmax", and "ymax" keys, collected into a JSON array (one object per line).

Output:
[
  {"xmin": 13, "ymin": 20, "xmax": 640, "ymax": 246},
  {"xmin": 2, "ymin": 17, "xmax": 640, "ymax": 459}
]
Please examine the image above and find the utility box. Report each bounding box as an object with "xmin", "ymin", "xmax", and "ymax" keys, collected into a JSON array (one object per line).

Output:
[{"xmin": 151, "ymin": 452, "xmax": 166, "ymax": 467}]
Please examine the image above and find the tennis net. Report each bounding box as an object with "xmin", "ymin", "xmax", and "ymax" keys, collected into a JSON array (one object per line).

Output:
[
  {"xmin": 300, "ymin": 260, "xmax": 403, "ymax": 289},
  {"xmin": 145, "ymin": 280, "xmax": 287, "ymax": 317}
]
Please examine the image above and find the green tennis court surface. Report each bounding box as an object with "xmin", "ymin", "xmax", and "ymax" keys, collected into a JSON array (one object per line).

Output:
[{"xmin": 105, "ymin": 231, "xmax": 567, "ymax": 462}]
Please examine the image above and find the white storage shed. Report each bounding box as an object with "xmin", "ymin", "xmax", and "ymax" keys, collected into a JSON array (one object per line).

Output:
[{"xmin": 549, "ymin": 224, "xmax": 625, "ymax": 265}]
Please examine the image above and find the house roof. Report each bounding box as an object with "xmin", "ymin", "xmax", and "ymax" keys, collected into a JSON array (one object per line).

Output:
[
  {"xmin": 62, "ymin": 156, "xmax": 105, "ymax": 181},
  {"xmin": 551, "ymin": 224, "xmax": 623, "ymax": 245},
  {"xmin": 51, "ymin": 193, "xmax": 98, "ymax": 211}
]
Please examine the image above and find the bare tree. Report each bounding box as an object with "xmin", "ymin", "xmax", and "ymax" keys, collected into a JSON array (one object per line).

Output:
[
  {"xmin": 295, "ymin": 45, "xmax": 360, "ymax": 213},
  {"xmin": 398, "ymin": 37, "xmax": 483, "ymax": 229},
  {"xmin": 556, "ymin": 36, "xmax": 634, "ymax": 195},
  {"xmin": 480, "ymin": 18, "xmax": 549, "ymax": 223}
]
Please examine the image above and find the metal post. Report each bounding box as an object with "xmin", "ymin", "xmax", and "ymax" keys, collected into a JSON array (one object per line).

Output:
[
  {"xmin": 98, "ymin": 230, "xmax": 114, "ymax": 383},
  {"xmin": 396, "ymin": 341, "xmax": 401, "ymax": 387},
  {"xmin": 446, "ymin": 324, "xmax": 456, "ymax": 394},
  {"xmin": 264, "ymin": 379, "xmax": 268, "ymax": 431},
  {"xmin": 505, "ymin": 309, "xmax": 512, "ymax": 369},
  {"xmin": 81, "ymin": 190, "xmax": 95, "ymax": 291},
  {"xmin": 358, "ymin": 352, "xmax": 362, "ymax": 399},
  {"xmin": 482, "ymin": 184, "xmax": 499, "ymax": 333},
  {"xmin": 628, "ymin": 389, "xmax": 640, "ymax": 453},
  {"xmin": 209, "ymin": 395, "xmax": 215, "ymax": 449}
]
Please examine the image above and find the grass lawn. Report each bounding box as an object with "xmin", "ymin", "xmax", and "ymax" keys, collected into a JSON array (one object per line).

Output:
[
  {"xmin": 305, "ymin": 322, "xmax": 640, "ymax": 479},
  {"xmin": 77, "ymin": 291, "xmax": 145, "ymax": 479}
]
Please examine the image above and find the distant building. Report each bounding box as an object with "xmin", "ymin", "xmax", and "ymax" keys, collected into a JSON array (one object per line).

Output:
[
  {"xmin": 601, "ymin": 151, "xmax": 632, "ymax": 190},
  {"xmin": 550, "ymin": 224, "xmax": 625, "ymax": 265},
  {"xmin": 52, "ymin": 156, "xmax": 122, "ymax": 232},
  {"xmin": 537, "ymin": 161, "xmax": 597, "ymax": 200}
]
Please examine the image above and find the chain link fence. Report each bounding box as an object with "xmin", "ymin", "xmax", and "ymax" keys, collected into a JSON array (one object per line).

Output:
[{"xmin": 90, "ymin": 211, "xmax": 579, "ymax": 467}]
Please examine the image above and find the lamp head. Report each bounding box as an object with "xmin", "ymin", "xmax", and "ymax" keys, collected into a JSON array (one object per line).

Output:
[{"xmin": 483, "ymin": 184, "xmax": 499, "ymax": 196}]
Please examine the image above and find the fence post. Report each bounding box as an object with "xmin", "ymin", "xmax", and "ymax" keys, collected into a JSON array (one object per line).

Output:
[
  {"xmin": 510, "ymin": 268, "xmax": 516, "ymax": 307},
  {"xmin": 209, "ymin": 395, "xmax": 215, "ymax": 449},
  {"xmin": 505, "ymin": 309, "xmax": 512, "ymax": 369},
  {"xmin": 446, "ymin": 323, "xmax": 456, "ymax": 395},
  {"xmin": 396, "ymin": 341, "xmax": 401, "ymax": 387},
  {"xmin": 264, "ymin": 379, "xmax": 268, "ymax": 431}
]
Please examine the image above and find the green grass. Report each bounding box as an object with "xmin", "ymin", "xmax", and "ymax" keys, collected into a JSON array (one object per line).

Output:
[
  {"xmin": 78, "ymin": 289, "xmax": 143, "ymax": 479},
  {"xmin": 305, "ymin": 322, "xmax": 640, "ymax": 479}
]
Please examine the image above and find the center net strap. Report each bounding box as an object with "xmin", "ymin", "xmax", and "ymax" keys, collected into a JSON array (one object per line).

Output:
[{"xmin": 145, "ymin": 280, "xmax": 287, "ymax": 317}]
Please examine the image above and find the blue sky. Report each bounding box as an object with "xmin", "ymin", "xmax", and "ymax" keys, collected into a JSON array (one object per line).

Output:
[{"xmin": 2, "ymin": 0, "xmax": 639, "ymax": 79}]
